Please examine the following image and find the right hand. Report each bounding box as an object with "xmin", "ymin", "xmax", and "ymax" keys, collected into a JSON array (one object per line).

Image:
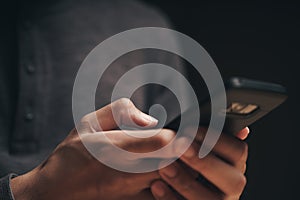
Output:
[
  {"xmin": 151, "ymin": 127, "xmax": 249, "ymax": 200},
  {"xmin": 11, "ymin": 98, "xmax": 176, "ymax": 200}
]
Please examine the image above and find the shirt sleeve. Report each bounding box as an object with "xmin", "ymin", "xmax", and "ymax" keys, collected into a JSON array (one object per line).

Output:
[{"xmin": 0, "ymin": 174, "xmax": 17, "ymax": 200}]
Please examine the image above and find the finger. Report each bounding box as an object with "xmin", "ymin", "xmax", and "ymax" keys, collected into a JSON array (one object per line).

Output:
[
  {"xmin": 179, "ymin": 141, "xmax": 247, "ymax": 197},
  {"xmin": 82, "ymin": 128, "xmax": 176, "ymax": 159},
  {"xmin": 177, "ymin": 159, "xmax": 199, "ymax": 179},
  {"xmin": 122, "ymin": 189, "xmax": 155, "ymax": 200},
  {"xmin": 151, "ymin": 180, "xmax": 179, "ymax": 200},
  {"xmin": 213, "ymin": 134, "xmax": 248, "ymax": 172},
  {"xmin": 192, "ymin": 128, "xmax": 248, "ymax": 170},
  {"xmin": 105, "ymin": 129, "xmax": 175, "ymax": 154},
  {"xmin": 121, "ymin": 172, "xmax": 161, "ymax": 192},
  {"xmin": 112, "ymin": 98, "xmax": 158, "ymax": 128},
  {"xmin": 194, "ymin": 127, "xmax": 250, "ymax": 141},
  {"xmin": 82, "ymin": 98, "xmax": 158, "ymax": 131},
  {"xmin": 159, "ymin": 162, "xmax": 222, "ymax": 200},
  {"xmin": 236, "ymin": 127, "xmax": 250, "ymax": 140}
]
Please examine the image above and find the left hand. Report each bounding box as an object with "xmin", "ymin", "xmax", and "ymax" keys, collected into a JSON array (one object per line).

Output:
[{"xmin": 151, "ymin": 127, "xmax": 250, "ymax": 200}]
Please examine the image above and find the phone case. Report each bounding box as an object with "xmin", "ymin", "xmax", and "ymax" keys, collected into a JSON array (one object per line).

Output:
[{"xmin": 165, "ymin": 77, "xmax": 288, "ymax": 135}]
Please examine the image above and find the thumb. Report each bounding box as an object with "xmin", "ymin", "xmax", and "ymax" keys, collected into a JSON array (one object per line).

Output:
[
  {"xmin": 81, "ymin": 98, "xmax": 158, "ymax": 132},
  {"xmin": 116, "ymin": 98, "xmax": 158, "ymax": 128}
]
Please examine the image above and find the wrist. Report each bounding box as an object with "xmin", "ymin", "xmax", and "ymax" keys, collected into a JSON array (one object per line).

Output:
[{"xmin": 10, "ymin": 169, "xmax": 42, "ymax": 200}]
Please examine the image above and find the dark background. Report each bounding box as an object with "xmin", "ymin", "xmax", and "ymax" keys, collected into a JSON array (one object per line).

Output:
[
  {"xmin": 1, "ymin": 0, "xmax": 298, "ymax": 199},
  {"xmin": 143, "ymin": 0, "xmax": 299, "ymax": 199}
]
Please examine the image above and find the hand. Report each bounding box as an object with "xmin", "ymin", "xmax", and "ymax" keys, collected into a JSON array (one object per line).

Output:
[
  {"xmin": 11, "ymin": 98, "xmax": 176, "ymax": 200},
  {"xmin": 151, "ymin": 127, "xmax": 250, "ymax": 200}
]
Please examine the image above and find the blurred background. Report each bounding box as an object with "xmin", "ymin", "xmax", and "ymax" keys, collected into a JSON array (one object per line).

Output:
[
  {"xmin": 1, "ymin": 0, "xmax": 298, "ymax": 199},
  {"xmin": 142, "ymin": 0, "xmax": 299, "ymax": 199}
]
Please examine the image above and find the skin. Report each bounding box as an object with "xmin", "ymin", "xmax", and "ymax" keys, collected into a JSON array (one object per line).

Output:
[
  {"xmin": 11, "ymin": 98, "xmax": 249, "ymax": 200},
  {"xmin": 151, "ymin": 128, "xmax": 250, "ymax": 200}
]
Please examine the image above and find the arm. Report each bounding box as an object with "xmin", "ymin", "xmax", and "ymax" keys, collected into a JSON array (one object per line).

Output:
[{"xmin": 9, "ymin": 98, "xmax": 175, "ymax": 200}]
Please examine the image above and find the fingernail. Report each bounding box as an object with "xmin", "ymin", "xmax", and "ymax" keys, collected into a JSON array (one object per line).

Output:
[
  {"xmin": 237, "ymin": 127, "xmax": 250, "ymax": 140},
  {"xmin": 245, "ymin": 127, "xmax": 250, "ymax": 134},
  {"xmin": 141, "ymin": 113, "xmax": 158, "ymax": 124},
  {"xmin": 148, "ymin": 115, "xmax": 158, "ymax": 123},
  {"xmin": 161, "ymin": 164, "xmax": 177, "ymax": 178}
]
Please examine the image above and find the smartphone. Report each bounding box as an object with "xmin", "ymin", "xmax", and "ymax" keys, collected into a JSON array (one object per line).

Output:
[{"xmin": 164, "ymin": 77, "xmax": 288, "ymax": 135}]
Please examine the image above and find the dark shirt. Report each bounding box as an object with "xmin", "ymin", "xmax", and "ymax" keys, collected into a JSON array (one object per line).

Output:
[{"xmin": 0, "ymin": 0, "xmax": 188, "ymax": 198}]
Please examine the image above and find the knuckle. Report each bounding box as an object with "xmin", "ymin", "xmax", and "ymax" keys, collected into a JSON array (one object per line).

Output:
[
  {"xmin": 80, "ymin": 114, "xmax": 91, "ymax": 123},
  {"xmin": 78, "ymin": 119, "xmax": 93, "ymax": 133},
  {"xmin": 79, "ymin": 113, "xmax": 97, "ymax": 131},
  {"xmin": 115, "ymin": 98, "xmax": 135, "ymax": 121},
  {"xmin": 116, "ymin": 98, "xmax": 133, "ymax": 108},
  {"xmin": 230, "ymin": 173, "xmax": 247, "ymax": 196},
  {"xmin": 69, "ymin": 128, "xmax": 78, "ymax": 137}
]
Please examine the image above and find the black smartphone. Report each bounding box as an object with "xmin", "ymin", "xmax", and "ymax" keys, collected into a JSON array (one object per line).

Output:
[{"xmin": 164, "ymin": 77, "xmax": 288, "ymax": 135}]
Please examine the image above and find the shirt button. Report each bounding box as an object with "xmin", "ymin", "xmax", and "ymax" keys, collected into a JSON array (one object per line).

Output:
[
  {"xmin": 24, "ymin": 112, "xmax": 34, "ymax": 121},
  {"xmin": 25, "ymin": 64, "xmax": 36, "ymax": 74}
]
